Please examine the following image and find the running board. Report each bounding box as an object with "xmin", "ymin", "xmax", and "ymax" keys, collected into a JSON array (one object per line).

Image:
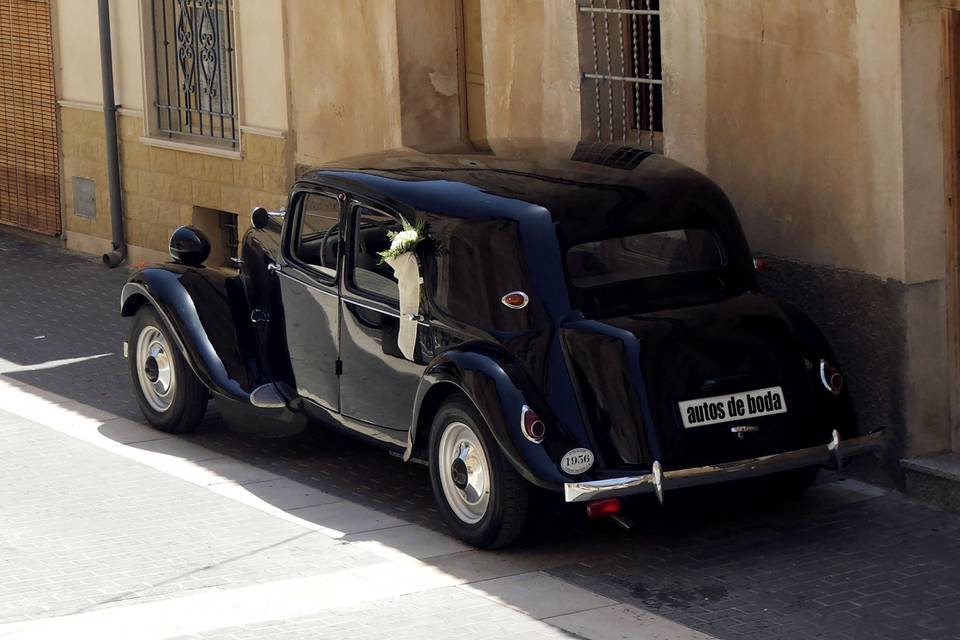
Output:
[{"xmin": 249, "ymin": 383, "xmax": 288, "ymax": 409}]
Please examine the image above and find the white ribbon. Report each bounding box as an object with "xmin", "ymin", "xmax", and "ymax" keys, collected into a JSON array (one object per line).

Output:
[{"xmin": 384, "ymin": 252, "xmax": 420, "ymax": 360}]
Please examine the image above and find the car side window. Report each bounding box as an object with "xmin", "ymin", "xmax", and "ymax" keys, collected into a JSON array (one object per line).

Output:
[
  {"xmin": 351, "ymin": 206, "xmax": 401, "ymax": 304},
  {"xmin": 292, "ymin": 192, "xmax": 341, "ymax": 280}
]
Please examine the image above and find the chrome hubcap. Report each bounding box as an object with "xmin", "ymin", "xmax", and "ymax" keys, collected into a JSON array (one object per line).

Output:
[
  {"xmin": 136, "ymin": 325, "xmax": 176, "ymax": 413},
  {"xmin": 438, "ymin": 421, "xmax": 491, "ymax": 524}
]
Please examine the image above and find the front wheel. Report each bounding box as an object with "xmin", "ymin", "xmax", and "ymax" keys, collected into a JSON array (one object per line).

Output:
[
  {"xmin": 129, "ymin": 305, "xmax": 208, "ymax": 433},
  {"xmin": 429, "ymin": 396, "xmax": 530, "ymax": 549}
]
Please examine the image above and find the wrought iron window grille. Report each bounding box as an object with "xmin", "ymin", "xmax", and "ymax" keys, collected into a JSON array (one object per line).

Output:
[
  {"xmin": 150, "ymin": 0, "xmax": 237, "ymax": 148},
  {"xmin": 577, "ymin": 0, "xmax": 662, "ymax": 150}
]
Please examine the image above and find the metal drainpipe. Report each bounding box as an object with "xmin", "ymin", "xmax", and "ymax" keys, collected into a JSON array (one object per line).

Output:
[{"xmin": 98, "ymin": 0, "xmax": 126, "ymax": 268}]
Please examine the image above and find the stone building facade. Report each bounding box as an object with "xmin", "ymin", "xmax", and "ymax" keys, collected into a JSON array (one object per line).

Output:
[{"xmin": 31, "ymin": 0, "xmax": 960, "ymax": 493}]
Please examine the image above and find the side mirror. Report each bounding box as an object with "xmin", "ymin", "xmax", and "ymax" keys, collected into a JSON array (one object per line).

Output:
[{"xmin": 252, "ymin": 206, "xmax": 285, "ymax": 230}]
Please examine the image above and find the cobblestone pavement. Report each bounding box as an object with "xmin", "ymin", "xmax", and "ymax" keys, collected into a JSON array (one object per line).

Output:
[{"xmin": 1, "ymin": 229, "xmax": 960, "ymax": 639}]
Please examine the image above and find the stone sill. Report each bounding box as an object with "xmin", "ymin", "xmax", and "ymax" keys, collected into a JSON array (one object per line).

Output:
[
  {"xmin": 901, "ymin": 454, "xmax": 960, "ymax": 483},
  {"xmin": 138, "ymin": 136, "xmax": 242, "ymax": 160}
]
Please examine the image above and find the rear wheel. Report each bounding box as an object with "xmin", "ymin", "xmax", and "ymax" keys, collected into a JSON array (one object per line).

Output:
[
  {"xmin": 129, "ymin": 305, "xmax": 208, "ymax": 433},
  {"xmin": 429, "ymin": 396, "xmax": 530, "ymax": 549}
]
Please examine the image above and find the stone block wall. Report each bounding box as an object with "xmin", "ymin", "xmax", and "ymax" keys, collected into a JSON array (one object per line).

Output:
[{"xmin": 60, "ymin": 106, "xmax": 291, "ymax": 261}]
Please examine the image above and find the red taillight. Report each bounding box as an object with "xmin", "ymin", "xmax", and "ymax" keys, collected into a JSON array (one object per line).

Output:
[
  {"xmin": 520, "ymin": 405, "xmax": 546, "ymax": 443},
  {"xmin": 820, "ymin": 359, "xmax": 844, "ymax": 395},
  {"xmin": 501, "ymin": 291, "xmax": 530, "ymax": 309},
  {"xmin": 753, "ymin": 256, "xmax": 768, "ymax": 272},
  {"xmin": 586, "ymin": 498, "xmax": 622, "ymax": 519}
]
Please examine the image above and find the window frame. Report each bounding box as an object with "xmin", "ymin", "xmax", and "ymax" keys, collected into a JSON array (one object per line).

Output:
[
  {"xmin": 282, "ymin": 188, "xmax": 345, "ymax": 287},
  {"xmin": 345, "ymin": 201, "xmax": 406, "ymax": 309},
  {"xmin": 139, "ymin": 0, "xmax": 241, "ymax": 151}
]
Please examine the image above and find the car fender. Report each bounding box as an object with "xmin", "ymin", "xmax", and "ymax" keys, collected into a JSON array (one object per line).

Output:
[
  {"xmin": 120, "ymin": 266, "xmax": 255, "ymax": 404},
  {"xmin": 408, "ymin": 346, "xmax": 570, "ymax": 490},
  {"xmin": 776, "ymin": 299, "xmax": 860, "ymax": 438}
]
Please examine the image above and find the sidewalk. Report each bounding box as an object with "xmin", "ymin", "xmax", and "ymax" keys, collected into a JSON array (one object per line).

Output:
[
  {"xmin": 2, "ymin": 229, "xmax": 960, "ymax": 639},
  {"xmin": 0, "ymin": 381, "xmax": 707, "ymax": 640}
]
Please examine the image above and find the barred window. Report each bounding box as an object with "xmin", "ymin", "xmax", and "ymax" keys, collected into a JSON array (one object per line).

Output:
[
  {"xmin": 577, "ymin": 0, "xmax": 662, "ymax": 150},
  {"xmin": 149, "ymin": 0, "xmax": 237, "ymax": 148}
]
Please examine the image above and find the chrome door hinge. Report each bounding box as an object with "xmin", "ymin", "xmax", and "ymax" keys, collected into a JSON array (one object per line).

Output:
[{"xmin": 335, "ymin": 359, "xmax": 343, "ymax": 376}]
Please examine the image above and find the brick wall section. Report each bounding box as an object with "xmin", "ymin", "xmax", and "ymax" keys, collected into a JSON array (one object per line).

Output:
[{"xmin": 60, "ymin": 106, "xmax": 290, "ymax": 254}]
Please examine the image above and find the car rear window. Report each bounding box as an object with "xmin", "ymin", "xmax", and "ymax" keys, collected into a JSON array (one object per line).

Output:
[{"xmin": 565, "ymin": 228, "xmax": 724, "ymax": 288}]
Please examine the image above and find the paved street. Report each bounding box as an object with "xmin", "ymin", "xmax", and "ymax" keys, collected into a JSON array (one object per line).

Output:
[{"xmin": 1, "ymin": 229, "xmax": 960, "ymax": 639}]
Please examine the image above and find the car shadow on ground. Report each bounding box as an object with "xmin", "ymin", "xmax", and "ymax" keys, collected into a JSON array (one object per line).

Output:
[{"xmin": 93, "ymin": 403, "xmax": 923, "ymax": 640}]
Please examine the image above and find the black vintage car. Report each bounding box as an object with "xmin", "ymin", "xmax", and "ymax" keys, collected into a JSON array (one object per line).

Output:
[{"xmin": 120, "ymin": 142, "xmax": 885, "ymax": 548}]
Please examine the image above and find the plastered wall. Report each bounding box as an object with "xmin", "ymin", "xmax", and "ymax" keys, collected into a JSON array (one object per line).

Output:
[
  {"xmin": 286, "ymin": 0, "xmax": 403, "ymax": 166},
  {"xmin": 480, "ymin": 0, "xmax": 581, "ymax": 141},
  {"xmin": 54, "ymin": 0, "xmax": 288, "ymax": 131},
  {"xmin": 663, "ymin": 0, "xmax": 907, "ymax": 281}
]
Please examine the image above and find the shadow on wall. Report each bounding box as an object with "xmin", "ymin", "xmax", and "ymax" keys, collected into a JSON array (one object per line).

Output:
[{"xmin": 759, "ymin": 255, "xmax": 905, "ymax": 486}]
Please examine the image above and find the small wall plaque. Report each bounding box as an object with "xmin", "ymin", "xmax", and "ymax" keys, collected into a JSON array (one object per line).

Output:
[{"xmin": 73, "ymin": 177, "xmax": 96, "ymax": 220}]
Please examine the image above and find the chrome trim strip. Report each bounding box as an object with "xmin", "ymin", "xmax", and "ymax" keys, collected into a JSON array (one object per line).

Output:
[
  {"xmin": 343, "ymin": 296, "xmax": 432, "ymax": 327},
  {"xmin": 275, "ymin": 275, "xmax": 431, "ymax": 327},
  {"xmin": 651, "ymin": 460, "xmax": 664, "ymax": 505},
  {"xmin": 274, "ymin": 268, "xmax": 339, "ymax": 300},
  {"xmin": 563, "ymin": 430, "xmax": 887, "ymax": 503},
  {"xmin": 342, "ymin": 296, "xmax": 401, "ymax": 319}
]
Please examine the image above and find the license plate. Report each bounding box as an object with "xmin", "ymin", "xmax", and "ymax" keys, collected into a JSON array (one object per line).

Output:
[{"xmin": 678, "ymin": 386, "xmax": 787, "ymax": 429}]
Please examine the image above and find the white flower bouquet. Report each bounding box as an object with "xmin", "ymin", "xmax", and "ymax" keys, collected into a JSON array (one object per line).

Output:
[{"xmin": 378, "ymin": 219, "xmax": 427, "ymax": 360}]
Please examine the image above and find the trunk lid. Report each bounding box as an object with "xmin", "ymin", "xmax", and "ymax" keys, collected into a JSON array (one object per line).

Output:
[{"xmin": 561, "ymin": 293, "xmax": 828, "ymax": 470}]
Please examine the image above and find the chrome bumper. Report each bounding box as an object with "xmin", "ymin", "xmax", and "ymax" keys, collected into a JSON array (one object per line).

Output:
[{"xmin": 564, "ymin": 429, "xmax": 887, "ymax": 504}]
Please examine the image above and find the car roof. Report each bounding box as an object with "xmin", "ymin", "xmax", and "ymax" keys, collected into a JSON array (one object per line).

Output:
[{"xmin": 298, "ymin": 139, "xmax": 741, "ymax": 245}]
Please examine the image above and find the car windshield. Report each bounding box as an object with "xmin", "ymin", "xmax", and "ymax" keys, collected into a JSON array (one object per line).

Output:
[{"xmin": 566, "ymin": 228, "xmax": 724, "ymax": 288}]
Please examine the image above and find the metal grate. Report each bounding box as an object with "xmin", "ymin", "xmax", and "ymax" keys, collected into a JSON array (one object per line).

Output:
[
  {"xmin": 577, "ymin": 0, "xmax": 662, "ymax": 150},
  {"xmin": 219, "ymin": 210, "xmax": 238, "ymax": 266},
  {"xmin": 150, "ymin": 0, "xmax": 237, "ymax": 147},
  {"xmin": 0, "ymin": 0, "xmax": 61, "ymax": 236},
  {"xmin": 570, "ymin": 141, "xmax": 652, "ymax": 171}
]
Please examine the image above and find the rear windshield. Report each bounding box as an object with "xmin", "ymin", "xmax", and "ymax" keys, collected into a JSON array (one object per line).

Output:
[{"xmin": 566, "ymin": 229, "xmax": 724, "ymax": 289}]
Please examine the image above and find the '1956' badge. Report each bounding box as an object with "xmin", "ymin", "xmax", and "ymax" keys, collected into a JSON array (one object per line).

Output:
[{"xmin": 561, "ymin": 448, "xmax": 595, "ymax": 475}]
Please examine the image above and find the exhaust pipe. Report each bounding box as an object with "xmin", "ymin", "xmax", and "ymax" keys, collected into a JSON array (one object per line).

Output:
[{"xmin": 97, "ymin": 0, "xmax": 126, "ymax": 268}]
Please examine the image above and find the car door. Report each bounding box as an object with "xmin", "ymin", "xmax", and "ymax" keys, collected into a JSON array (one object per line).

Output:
[
  {"xmin": 276, "ymin": 189, "xmax": 343, "ymax": 412},
  {"xmin": 339, "ymin": 202, "xmax": 424, "ymax": 441}
]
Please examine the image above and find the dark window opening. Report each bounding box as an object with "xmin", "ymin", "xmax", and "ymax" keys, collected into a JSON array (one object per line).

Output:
[
  {"xmin": 292, "ymin": 193, "xmax": 341, "ymax": 280},
  {"xmin": 577, "ymin": 0, "xmax": 662, "ymax": 148},
  {"xmin": 351, "ymin": 207, "xmax": 402, "ymax": 304},
  {"xmin": 219, "ymin": 211, "xmax": 238, "ymax": 267},
  {"xmin": 566, "ymin": 229, "xmax": 724, "ymax": 289}
]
